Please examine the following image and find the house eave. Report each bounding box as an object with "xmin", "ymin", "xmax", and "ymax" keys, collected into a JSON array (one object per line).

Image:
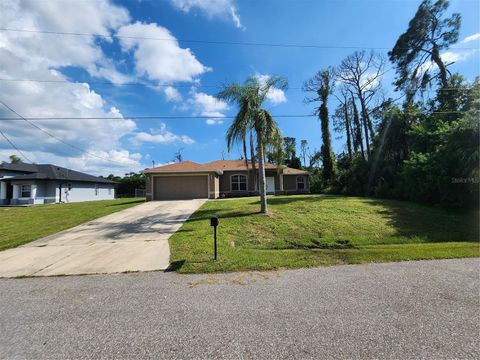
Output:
[{"xmin": 145, "ymin": 170, "xmax": 223, "ymax": 175}]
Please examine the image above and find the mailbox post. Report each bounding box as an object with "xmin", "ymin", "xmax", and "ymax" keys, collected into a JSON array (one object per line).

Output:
[{"xmin": 210, "ymin": 216, "xmax": 219, "ymax": 260}]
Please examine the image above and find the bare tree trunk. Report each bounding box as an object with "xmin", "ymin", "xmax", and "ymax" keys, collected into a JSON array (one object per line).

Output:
[
  {"xmin": 343, "ymin": 97, "xmax": 353, "ymax": 161},
  {"xmin": 249, "ymin": 131, "xmax": 257, "ymax": 192},
  {"xmin": 257, "ymin": 131, "xmax": 268, "ymax": 214},
  {"xmin": 358, "ymin": 95, "xmax": 371, "ymax": 160},
  {"xmin": 351, "ymin": 96, "xmax": 365, "ymax": 160}
]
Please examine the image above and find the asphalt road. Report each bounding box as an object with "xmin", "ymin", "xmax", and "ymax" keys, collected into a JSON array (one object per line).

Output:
[{"xmin": 0, "ymin": 258, "xmax": 478, "ymax": 359}]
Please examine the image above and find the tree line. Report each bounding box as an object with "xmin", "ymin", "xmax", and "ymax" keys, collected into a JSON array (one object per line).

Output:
[{"xmin": 218, "ymin": 0, "xmax": 479, "ymax": 213}]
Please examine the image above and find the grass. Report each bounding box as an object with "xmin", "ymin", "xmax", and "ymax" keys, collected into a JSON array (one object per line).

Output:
[
  {"xmin": 169, "ymin": 194, "xmax": 479, "ymax": 273},
  {"xmin": 0, "ymin": 198, "xmax": 144, "ymax": 251}
]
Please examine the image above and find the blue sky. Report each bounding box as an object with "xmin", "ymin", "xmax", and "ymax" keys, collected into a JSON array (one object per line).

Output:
[{"xmin": 0, "ymin": 0, "xmax": 478, "ymax": 175}]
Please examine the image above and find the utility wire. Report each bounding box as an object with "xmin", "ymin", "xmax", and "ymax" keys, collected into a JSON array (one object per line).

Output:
[
  {"xmin": 0, "ymin": 127, "xmax": 33, "ymax": 163},
  {"xmin": 0, "ymin": 111, "xmax": 470, "ymax": 121},
  {"xmin": 1, "ymin": 28, "xmax": 478, "ymax": 51},
  {"xmin": 0, "ymin": 99, "xmax": 131, "ymax": 165},
  {"xmin": 0, "ymin": 77, "xmax": 472, "ymax": 92},
  {"xmin": 0, "ymin": 115, "xmax": 312, "ymax": 121}
]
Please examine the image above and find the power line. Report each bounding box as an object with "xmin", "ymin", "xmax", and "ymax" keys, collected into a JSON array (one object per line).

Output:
[
  {"xmin": 1, "ymin": 28, "xmax": 478, "ymax": 51},
  {"xmin": 0, "ymin": 99, "xmax": 131, "ymax": 166},
  {"xmin": 0, "ymin": 111, "xmax": 470, "ymax": 122},
  {"xmin": 0, "ymin": 115, "xmax": 315, "ymax": 121},
  {"xmin": 0, "ymin": 77, "xmax": 473, "ymax": 92},
  {"xmin": 0, "ymin": 127, "xmax": 34, "ymax": 163}
]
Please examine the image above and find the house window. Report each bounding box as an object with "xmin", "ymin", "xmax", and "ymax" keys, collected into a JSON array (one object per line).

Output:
[
  {"xmin": 108, "ymin": 187, "xmax": 112, "ymax": 195},
  {"xmin": 21, "ymin": 184, "xmax": 31, "ymax": 198},
  {"xmin": 95, "ymin": 184, "xmax": 99, "ymax": 196},
  {"xmin": 231, "ymin": 175, "xmax": 247, "ymax": 191},
  {"xmin": 296, "ymin": 176, "xmax": 305, "ymax": 190}
]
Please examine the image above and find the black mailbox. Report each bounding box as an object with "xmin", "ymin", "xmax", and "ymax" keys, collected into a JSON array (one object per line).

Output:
[{"xmin": 210, "ymin": 216, "xmax": 219, "ymax": 227}]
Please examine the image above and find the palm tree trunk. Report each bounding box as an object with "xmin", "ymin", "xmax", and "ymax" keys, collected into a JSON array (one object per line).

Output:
[
  {"xmin": 242, "ymin": 134, "xmax": 249, "ymax": 178},
  {"xmin": 256, "ymin": 131, "xmax": 268, "ymax": 214},
  {"xmin": 249, "ymin": 131, "xmax": 257, "ymax": 192}
]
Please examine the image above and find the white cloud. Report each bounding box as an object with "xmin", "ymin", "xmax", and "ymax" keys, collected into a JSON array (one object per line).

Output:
[
  {"xmin": 413, "ymin": 49, "xmax": 478, "ymax": 80},
  {"xmin": 359, "ymin": 71, "xmax": 381, "ymax": 91},
  {"xmin": 131, "ymin": 124, "xmax": 195, "ymax": 145},
  {"xmin": 189, "ymin": 90, "xmax": 228, "ymax": 125},
  {"xmin": 461, "ymin": 33, "xmax": 480, "ymax": 43},
  {"xmin": 0, "ymin": 1, "xmax": 209, "ymax": 173},
  {"xmin": 2, "ymin": 0, "xmax": 131, "ymax": 83},
  {"xmin": 441, "ymin": 50, "xmax": 475, "ymax": 63},
  {"xmin": 0, "ymin": 0, "xmax": 142, "ymax": 174},
  {"xmin": 117, "ymin": 22, "xmax": 211, "ymax": 83},
  {"xmin": 255, "ymin": 74, "xmax": 287, "ymax": 105},
  {"xmin": 169, "ymin": 0, "xmax": 244, "ymax": 29},
  {"xmin": 205, "ymin": 118, "xmax": 224, "ymax": 125},
  {"xmin": 163, "ymin": 86, "xmax": 182, "ymax": 102}
]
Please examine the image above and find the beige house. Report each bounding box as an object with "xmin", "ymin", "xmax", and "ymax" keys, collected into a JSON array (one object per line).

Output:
[{"xmin": 144, "ymin": 160, "xmax": 310, "ymax": 200}]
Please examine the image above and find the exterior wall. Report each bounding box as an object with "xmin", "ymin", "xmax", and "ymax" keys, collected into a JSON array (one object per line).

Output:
[
  {"xmin": 209, "ymin": 174, "xmax": 219, "ymax": 199},
  {"xmin": 45, "ymin": 181, "xmax": 59, "ymax": 204},
  {"xmin": 62, "ymin": 182, "xmax": 115, "ymax": 203},
  {"xmin": 6, "ymin": 180, "xmax": 114, "ymax": 205},
  {"xmin": 146, "ymin": 175, "xmax": 152, "ymax": 201},
  {"xmin": 282, "ymin": 174, "xmax": 310, "ymax": 194},
  {"xmin": 220, "ymin": 171, "xmax": 249, "ymax": 194},
  {"xmin": 0, "ymin": 182, "xmax": 6, "ymax": 204},
  {"xmin": 11, "ymin": 180, "xmax": 36, "ymax": 205},
  {"xmin": 220, "ymin": 170, "xmax": 281, "ymax": 197},
  {"xmin": 0, "ymin": 170, "xmax": 22, "ymax": 205},
  {"xmin": 144, "ymin": 170, "xmax": 310, "ymax": 200}
]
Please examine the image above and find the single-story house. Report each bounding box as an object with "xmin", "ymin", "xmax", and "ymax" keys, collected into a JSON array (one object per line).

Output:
[
  {"xmin": 0, "ymin": 163, "xmax": 116, "ymax": 205},
  {"xmin": 144, "ymin": 160, "xmax": 310, "ymax": 200}
]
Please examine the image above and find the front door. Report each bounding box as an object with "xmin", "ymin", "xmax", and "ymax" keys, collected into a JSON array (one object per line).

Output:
[{"xmin": 266, "ymin": 177, "xmax": 275, "ymax": 194}]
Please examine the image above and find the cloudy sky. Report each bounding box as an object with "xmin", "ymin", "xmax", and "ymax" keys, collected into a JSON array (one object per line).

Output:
[{"xmin": 0, "ymin": 0, "xmax": 478, "ymax": 175}]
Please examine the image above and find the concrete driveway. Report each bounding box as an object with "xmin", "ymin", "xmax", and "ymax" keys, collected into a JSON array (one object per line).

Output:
[{"xmin": 0, "ymin": 199, "xmax": 206, "ymax": 277}]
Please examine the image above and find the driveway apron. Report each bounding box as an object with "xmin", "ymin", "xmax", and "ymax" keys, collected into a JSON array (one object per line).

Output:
[{"xmin": 0, "ymin": 199, "xmax": 206, "ymax": 277}]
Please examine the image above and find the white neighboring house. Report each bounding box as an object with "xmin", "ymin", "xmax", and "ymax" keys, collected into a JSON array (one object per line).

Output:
[{"xmin": 0, "ymin": 163, "xmax": 116, "ymax": 205}]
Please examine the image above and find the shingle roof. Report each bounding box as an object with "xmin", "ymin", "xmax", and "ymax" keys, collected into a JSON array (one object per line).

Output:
[
  {"xmin": 0, "ymin": 162, "xmax": 38, "ymax": 173},
  {"xmin": 283, "ymin": 167, "xmax": 310, "ymax": 175},
  {"xmin": 0, "ymin": 163, "xmax": 115, "ymax": 184},
  {"xmin": 145, "ymin": 160, "xmax": 309, "ymax": 175},
  {"xmin": 145, "ymin": 161, "xmax": 206, "ymax": 171}
]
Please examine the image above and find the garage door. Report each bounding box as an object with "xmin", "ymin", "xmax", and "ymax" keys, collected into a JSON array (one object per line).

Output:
[{"xmin": 153, "ymin": 176, "xmax": 208, "ymax": 200}]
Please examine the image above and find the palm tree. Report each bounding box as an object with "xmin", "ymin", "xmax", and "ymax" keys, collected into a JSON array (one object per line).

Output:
[
  {"xmin": 226, "ymin": 114, "xmax": 249, "ymax": 177},
  {"xmin": 217, "ymin": 76, "xmax": 288, "ymax": 213}
]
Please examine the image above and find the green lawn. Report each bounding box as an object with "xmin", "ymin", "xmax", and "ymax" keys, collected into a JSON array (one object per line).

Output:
[
  {"xmin": 0, "ymin": 198, "xmax": 144, "ymax": 251},
  {"xmin": 169, "ymin": 195, "xmax": 479, "ymax": 273}
]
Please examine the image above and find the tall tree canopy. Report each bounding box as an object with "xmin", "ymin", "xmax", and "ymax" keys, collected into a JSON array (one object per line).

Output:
[
  {"xmin": 336, "ymin": 51, "xmax": 385, "ymax": 159},
  {"xmin": 389, "ymin": 0, "xmax": 461, "ymax": 96},
  {"xmin": 304, "ymin": 68, "xmax": 336, "ymax": 185},
  {"xmin": 9, "ymin": 154, "xmax": 22, "ymax": 164}
]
